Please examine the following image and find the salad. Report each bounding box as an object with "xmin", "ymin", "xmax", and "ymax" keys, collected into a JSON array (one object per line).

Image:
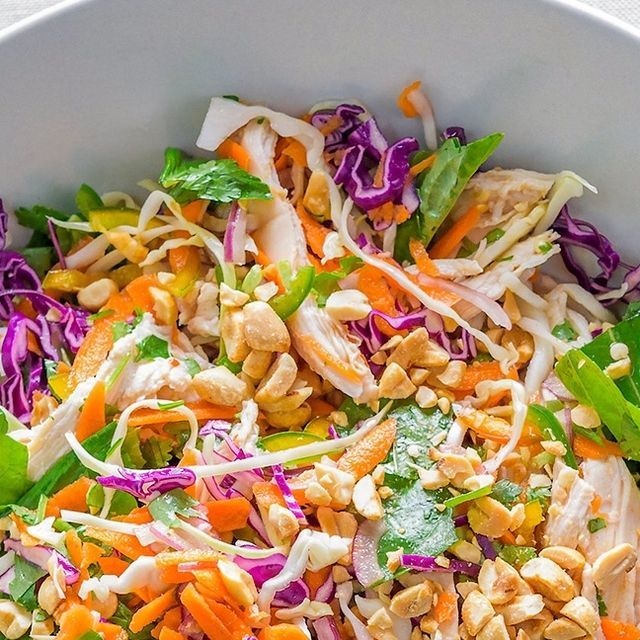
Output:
[{"xmin": 0, "ymin": 81, "xmax": 638, "ymax": 640}]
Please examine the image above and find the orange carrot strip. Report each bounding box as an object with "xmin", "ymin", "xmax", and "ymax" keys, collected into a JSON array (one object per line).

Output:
[
  {"xmin": 282, "ymin": 139, "xmax": 307, "ymax": 167},
  {"xmin": 259, "ymin": 625, "xmax": 310, "ymax": 640},
  {"xmin": 337, "ymin": 418, "xmax": 397, "ymax": 480},
  {"xmin": 160, "ymin": 565, "xmax": 195, "ymax": 584},
  {"xmin": 162, "ymin": 606, "xmax": 183, "ymax": 631},
  {"xmin": 159, "ymin": 629, "xmax": 187, "ymax": 640},
  {"xmin": 56, "ymin": 605, "xmax": 95, "ymax": 640},
  {"xmin": 180, "ymin": 583, "xmax": 232, "ymax": 640},
  {"xmin": 574, "ymin": 434, "xmax": 622, "ymax": 459},
  {"xmin": 65, "ymin": 529, "xmax": 83, "ymax": 568},
  {"xmin": 130, "ymin": 589, "xmax": 176, "ymax": 633},
  {"xmin": 601, "ymin": 618, "xmax": 640, "ymax": 640},
  {"xmin": 127, "ymin": 400, "xmax": 238, "ymax": 426},
  {"xmin": 113, "ymin": 506, "xmax": 153, "ymax": 524},
  {"xmin": 397, "ymin": 80, "xmax": 421, "ymax": 117},
  {"xmin": 96, "ymin": 621, "xmax": 129, "ymax": 640},
  {"xmin": 455, "ymin": 361, "xmax": 518, "ymax": 393},
  {"xmin": 296, "ymin": 202, "xmax": 330, "ymax": 258},
  {"xmin": 253, "ymin": 482, "xmax": 286, "ymax": 510},
  {"xmin": 205, "ymin": 497, "xmax": 251, "ymax": 533},
  {"xmin": 46, "ymin": 477, "xmax": 93, "ymax": 517},
  {"xmin": 85, "ymin": 527, "xmax": 152, "ymax": 560},
  {"xmin": 181, "ymin": 200, "xmax": 207, "ymax": 223},
  {"xmin": 307, "ymin": 397, "xmax": 335, "ymax": 417},
  {"xmin": 409, "ymin": 238, "xmax": 440, "ymax": 276},
  {"xmin": 97, "ymin": 557, "xmax": 130, "ymax": 576},
  {"xmin": 430, "ymin": 204, "xmax": 486, "ymax": 259},
  {"xmin": 207, "ymin": 601, "xmax": 251, "ymax": 637},
  {"xmin": 409, "ymin": 154, "xmax": 436, "ymax": 176},
  {"xmin": 76, "ymin": 380, "xmax": 106, "ymax": 441},
  {"xmin": 357, "ymin": 264, "xmax": 401, "ymax": 337},
  {"xmin": 295, "ymin": 335, "xmax": 363, "ymax": 383},
  {"xmin": 217, "ymin": 139, "xmax": 251, "ymax": 171},
  {"xmin": 432, "ymin": 592, "xmax": 457, "ymax": 623}
]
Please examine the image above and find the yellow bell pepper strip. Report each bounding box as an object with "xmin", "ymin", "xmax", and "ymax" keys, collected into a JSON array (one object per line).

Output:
[
  {"xmin": 260, "ymin": 431, "xmax": 326, "ymax": 466},
  {"xmin": 42, "ymin": 269, "xmax": 102, "ymax": 293},
  {"xmin": 167, "ymin": 244, "xmax": 201, "ymax": 296},
  {"xmin": 269, "ymin": 265, "xmax": 315, "ymax": 320},
  {"xmin": 88, "ymin": 208, "xmax": 142, "ymax": 231}
]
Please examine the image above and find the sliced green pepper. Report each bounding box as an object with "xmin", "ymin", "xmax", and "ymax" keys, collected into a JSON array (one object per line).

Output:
[
  {"xmin": 443, "ymin": 485, "xmax": 492, "ymax": 509},
  {"xmin": 269, "ymin": 266, "xmax": 315, "ymax": 320},
  {"xmin": 260, "ymin": 430, "xmax": 325, "ymax": 466},
  {"xmin": 527, "ymin": 404, "xmax": 577, "ymax": 469}
]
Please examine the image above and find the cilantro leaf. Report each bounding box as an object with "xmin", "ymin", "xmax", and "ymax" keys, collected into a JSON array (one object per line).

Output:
[
  {"xmin": 312, "ymin": 256, "xmax": 363, "ymax": 306},
  {"xmin": 526, "ymin": 486, "xmax": 552, "ymax": 508},
  {"xmin": 121, "ymin": 429, "xmax": 146, "ymax": 469},
  {"xmin": 490, "ymin": 479, "xmax": 523, "ymax": 507},
  {"xmin": 135, "ymin": 335, "xmax": 170, "ymax": 362},
  {"xmin": 10, "ymin": 556, "xmax": 46, "ymax": 610},
  {"xmin": 148, "ymin": 489, "xmax": 200, "ymax": 528},
  {"xmin": 0, "ymin": 412, "xmax": 33, "ymax": 506},
  {"xmin": 110, "ymin": 602, "xmax": 154, "ymax": 640},
  {"xmin": 158, "ymin": 147, "xmax": 272, "ymax": 204}
]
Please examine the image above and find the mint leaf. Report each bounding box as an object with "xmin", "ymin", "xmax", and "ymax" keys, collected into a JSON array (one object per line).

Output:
[
  {"xmin": 0, "ymin": 412, "xmax": 33, "ymax": 506},
  {"xmin": 159, "ymin": 147, "xmax": 271, "ymax": 204},
  {"xmin": 135, "ymin": 335, "xmax": 170, "ymax": 362},
  {"xmin": 148, "ymin": 489, "xmax": 200, "ymax": 528},
  {"xmin": 395, "ymin": 133, "xmax": 503, "ymax": 261},
  {"xmin": 10, "ymin": 556, "xmax": 46, "ymax": 610}
]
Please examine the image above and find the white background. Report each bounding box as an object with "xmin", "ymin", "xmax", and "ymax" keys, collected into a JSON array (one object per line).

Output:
[{"xmin": 1, "ymin": 0, "xmax": 639, "ymax": 31}]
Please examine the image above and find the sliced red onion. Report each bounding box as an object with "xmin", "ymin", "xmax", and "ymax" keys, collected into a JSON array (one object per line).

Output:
[
  {"xmin": 314, "ymin": 574, "xmax": 335, "ymax": 603},
  {"xmin": 47, "ymin": 217, "xmax": 67, "ymax": 269},
  {"xmin": 400, "ymin": 554, "xmax": 480, "ymax": 578},
  {"xmin": 400, "ymin": 180, "xmax": 420, "ymax": 214},
  {"xmin": 4, "ymin": 538, "xmax": 79, "ymax": 584},
  {"xmin": 0, "ymin": 567, "xmax": 15, "ymax": 594},
  {"xmin": 327, "ymin": 425, "xmax": 339, "ymax": 440},
  {"xmin": 223, "ymin": 203, "xmax": 247, "ymax": 264},
  {"xmin": 272, "ymin": 465, "xmax": 307, "ymax": 523},
  {"xmin": 312, "ymin": 617, "xmax": 342, "ymax": 640},
  {"xmin": 442, "ymin": 127, "xmax": 467, "ymax": 145},
  {"xmin": 453, "ymin": 514, "xmax": 469, "ymax": 527},
  {"xmin": 352, "ymin": 519, "xmax": 386, "ymax": 588},
  {"xmin": 97, "ymin": 466, "xmax": 196, "ymax": 500},
  {"xmin": 475, "ymin": 535, "xmax": 498, "ymax": 560}
]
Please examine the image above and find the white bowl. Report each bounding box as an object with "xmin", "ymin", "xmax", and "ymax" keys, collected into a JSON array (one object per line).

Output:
[{"xmin": 1, "ymin": 0, "xmax": 639, "ymax": 254}]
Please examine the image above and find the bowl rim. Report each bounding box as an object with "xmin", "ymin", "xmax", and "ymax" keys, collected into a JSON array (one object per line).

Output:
[{"xmin": 1, "ymin": 0, "xmax": 639, "ymax": 46}]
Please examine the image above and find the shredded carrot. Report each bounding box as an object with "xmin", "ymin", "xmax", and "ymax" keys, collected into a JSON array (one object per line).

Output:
[
  {"xmin": 368, "ymin": 202, "xmax": 411, "ymax": 227},
  {"xmin": 205, "ymin": 497, "xmax": 252, "ymax": 532},
  {"xmin": 162, "ymin": 606, "xmax": 183, "ymax": 631},
  {"xmin": 296, "ymin": 202, "xmax": 330, "ymax": 258},
  {"xmin": 432, "ymin": 592, "xmax": 457, "ymax": 623},
  {"xmin": 180, "ymin": 583, "xmax": 233, "ymax": 640},
  {"xmin": 253, "ymin": 482, "xmax": 286, "ymax": 511},
  {"xmin": 97, "ymin": 556, "xmax": 130, "ymax": 576},
  {"xmin": 82, "ymin": 542, "xmax": 104, "ymax": 569},
  {"xmin": 455, "ymin": 361, "xmax": 518, "ymax": 395},
  {"xmin": 85, "ymin": 527, "xmax": 152, "ymax": 560},
  {"xmin": 591, "ymin": 495, "xmax": 602, "ymax": 515},
  {"xmin": 46, "ymin": 476, "xmax": 92, "ymax": 517},
  {"xmin": 96, "ymin": 621, "xmax": 129, "ymax": 640},
  {"xmin": 113, "ymin": 506, "xmax": 153, "ymax": 525},
  {"xmin": 282, "ymin": 139, "xmax": 307, "ymax": 167},
  {"xmin": 409, "ymin": 154, "xmax": 436, "ymax": 176},
  {"xmin": 181, "ymin": 199, "xmax": 207, "ymax": 223},
  {"xmin": 499, "ymin": 530, "xmax": 517, "ymax": 545},
  {"xmin": 159, "ymin": 629, "xmax": 187, "ymax": 640},
  {"xmin": 458, "ymin": 413, "xmax": 540, "ymax": 446},
  {"xmin": 76, "ymin": 380, "xmax": 106, "ymax": 441},
  {"xmin": 160, "ymin": 564, "xmax": 195, "ymax": 584},
  {"xmin": 126, "ymin": 400, "xmax": 238, "ymax": 427},
  {"xmin": 357, "ymin": 264, "xmax": 402, "ymax": 337},
  {"xmin": 337, "ymin": 418, "xmax": 397, "ymax": 480},
  {"xmin": 131, "ymin": 589, "xmax": 176, "ymax": 633},
  {"xmin": 574, "ymin": 434, "xmax": 622, "ymax": 459},
  {"xmin": 430, "ymin": 204, "xmax": 487, "ymax": 259},
  {"xmin": 304, "ymin": 567, "xmax": 331, "ymax": 598},
  {"xmin": 307, "ymin": 397, "xmax": 335, "ymax": 417},
  {"xmin": 217, "ymin": 139, "xmax": 251, "ymax": 171},
  {"xmin": 409, "ymin": 238, "xmax": 440, "ymax": 276},
  {"xmin": 259, "ymin": 625, "xmax": 310, "ymax": 640},
  {"xmin": 56, "ymin": 604, "xmax": 95, "ymax": 640},
  {"xmin": 397, "ymin": 80, "xmax": 421, "ymax": 118},
  {"xmin": 601, "ymin": 618, "xmax": 640, "ymax": 640}
]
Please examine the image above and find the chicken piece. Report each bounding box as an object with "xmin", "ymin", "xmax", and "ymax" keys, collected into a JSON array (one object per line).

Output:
[
  {"xmin": 241, "ymin": 121, "xmax": 377, "ymax": 402},
  {"xmin": 451, "ymin": 168, "xmax": 555, "ymax": 228},
  {"xmin": 545, "ymin": 457, "xmax": 640, "ymax": 624}
]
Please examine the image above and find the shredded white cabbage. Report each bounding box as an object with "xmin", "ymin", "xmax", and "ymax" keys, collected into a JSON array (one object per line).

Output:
[{"xmin": 101, "ymin": 191, "xmax": 138, "ymax": 209}]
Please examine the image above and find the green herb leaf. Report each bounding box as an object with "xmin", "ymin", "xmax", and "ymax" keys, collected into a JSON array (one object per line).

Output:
[
  {"xmin": 112, "ymin": 321, "xmax": 133, "ymax": 341},
  {"xmin": 537, "ymin": 241, "xmax": 553, "ymax": 254},
  {"xmin": 20, "ymin": 246, "xmax": 54, "ymax": 278},
  {"xmin": 148, "ymin": 488, "xmax": 200, "ymax": 528},
  {"xmin": 110, "ymin": 601, "xmax": 154, "ymax": 640},
  {"xmin": 87, "ymin": 484, "xmax": 137, "ymax": 517},
  {"xmin": 17, "ymin": 422, "xmax": 117, "ymax": 509},
  {"xmin": 597, "ymin": 590, "xmax": 608, "ymax": 616},
  {"xmin": 555, "ymin": 349, "xmax": 640, "ymax": 460},
  {"xmin": 121, "ymin": 429, "xmax": 146, "ymax": 469},
  {"xmin": 78, "ymin": 632, "xmax": 103, "ymax": 640},
  {"xmin": 338, "ymin": 398, "xmax": 374, "ymax": 433},
  {"xmin": 526, "ymin": 486, "xmax": 552, "ymax": 508},
  {"xmin": 377, "ymin": 477, "xmax": 456, "ymax": 581},
  {"xmin": 485, "ymin": 228, "xmax": 505, "ymax": 244},
  {"xmin": 135, "ymin": 335, "xmax": 170, "ymax": 362},
  {"xmin": 159, "ymin": 148, "xmax": 272, "ymax": 204},
  {"xmin": 623, "ymin": 301, "xmax": 640, "ymax": 321},
  {"xmin": 551, "ymin": 321, "xmax": 577, "ymax": 341},
  {"xmin": 588, "ymin": 517, "xmax": 607, "ymax": 533},
  {"xmin": 10, "ymin": 556, "xmax": 47, "ymax": 610},
  {"xmin": 0, "ymin": 504, "xmax": 38, "ymax": 525},
  {"xmin": 76, "ymin": 184, "xmax": 104, "ymax": 216},
  {"xmin": 14, "ymin": 204, "xmax": 69, "ymax": 234},
  {"xmin": 88, "ymin": 308, "xmax": 116, "ymax": 323},
  {"xmin": 394, "ymin": 133, "xmax": 504, "ymax": 261},
  {"xmin": 527, "ymin": 404, "xmax": 577, "ymax": 469},
  {"xmin": 383, "ymin": 403, "xmax": 453, "ymax": 479},
  {"xmin": 490, "ymin": 479, "xmax": 523, "ymax": 506},
  {"xmin": 312, "ymin": 256, "xmax": 363, "ymax": 306},
  {"xmin": 141, "ymin": 436, "xmax": 173, "ymax": 469},
  {"xmin": 0, "ymin": 412, "xmax": 33, "ymax": 506}
]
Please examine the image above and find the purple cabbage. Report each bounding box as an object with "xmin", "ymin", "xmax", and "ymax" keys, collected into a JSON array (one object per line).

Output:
[
  {"xmin": 234, "ymin": 552, "xmax": 310, "ymax": 607},
  {"xmin": 310, "ymin": 104, "xmax": 365, "ymax": 153},
  {"xmin": 442, "ymin": 126, "xmax": 467, "ymax": 145},
  {"xmin": 47, "ymin": 218, "xmax": 67, "ymax": 269},
  {"xmin": 347, "ymin": 118, "xmax": 389, "ymax": 162},
  {"xmin": 271, "ymin": 465, "xmax": 307, "ymax": 523},
  {"xmin": 400, "ymin": 553, "xmax": 480, "ymax": 577},
  {"xmin": 312, "ymin": 617, "xmax": 342, "ymax": 640},
  {"xmin": 475, "ymin": 534, "xmax": 498, "ymax": 560},
  {"xmin": 335, "ymin": 137, "xmax": 419, "ymax": 213},
  {"xmin": 97, "ymin": 466, "xmax": 196, "ymax": 500}
]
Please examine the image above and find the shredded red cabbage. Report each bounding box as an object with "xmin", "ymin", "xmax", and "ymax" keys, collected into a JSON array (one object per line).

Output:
[
  {"xmin": 442, "ymin": 126, "xmax": 467, "ymax": 145},
  {"xmin": 310, "ymin": 104, "xmax": 365, "ymax": 154},
  {"xmin": 475, "ymin": 534, "xmax": 498, "ymax": 560},
  {"xmin": 47, "ymin": 218, "xmax": 67, "ymax": 269},
  {"xmin": 400, "ymin": 553, "xmax": 480, "ymax": 577},
  {"xmin": 97, "ymin": 466, "xmax": 196, "ymax": 500},
  {"xmin": 271, "ymin": 465, "xmax": 307, "ymax": 523},
  {"xmin": 4, "ymin": 538, "xmax": 79, "ymax": 584},
  {"xmin": 223, "ymin": 203, "xmax": 247, "ymax": 264},
  {"xmin": 347, "ymin": 118, "xmax": 389, "ymax": 162}
]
